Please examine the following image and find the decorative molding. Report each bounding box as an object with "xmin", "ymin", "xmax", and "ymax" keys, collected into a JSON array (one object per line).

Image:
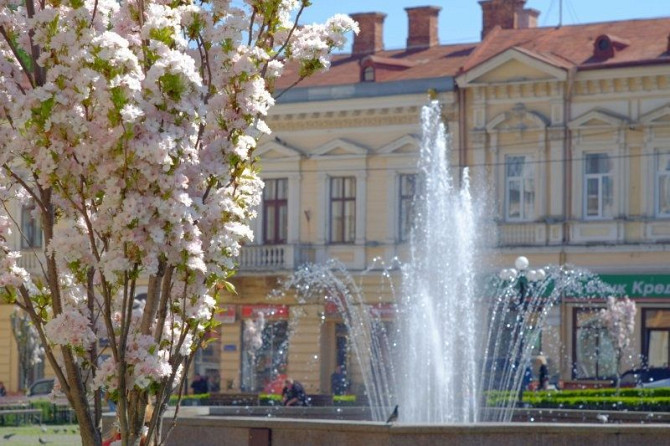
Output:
[
  {"xmin": 568, "ymin": 109, "xmax": 629, "ymax": 129},
  {"xmin": 378, "ymin": 134, "xmax": 421, "ymax": 154},
  {"xmin": 267, "ymin": 112, "xmax": 419, "ymax": 131},
  {"xmin": 312, "ymin": 138, "xmax": 368, "ymax": 158},
  {"xmin": 268, "ymin": 105, "xmax": 420, "ymax": 126},
  {"xmin": 456, "ymin": 47, "xmax": 568, "ymax": 87},
  {"xmin": 639, "ymin": 103, "xmax": 670, "ymax": 127},
  {"xmin": 574, "ymin": 75, "xmax": 670, "ymax": 97},
  {"xmin": 485, "ymin": 104, "xmax": 549, "ymax": 133},
  {"xmin": 256, "ymin": 140, "xmax": 304, "ymax": 160}
]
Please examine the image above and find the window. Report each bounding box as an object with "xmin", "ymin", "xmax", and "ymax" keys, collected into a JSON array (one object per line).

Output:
[
  {"xmin": 398, "ymin": 174, "xmax": 417, "ymax": 242},
  {"xmin": 330, "ymin": 177, "xmax": 356, "ymax": 243},
  {"xmin": 241, "ymin": 319, "xmax": 288, "ymax": 392},
  {"xmin": 505, "ymin": 156, "xmax": 535, "ymax": 221},
  {"xmin": 656, "ymin": 150, "xmax": 670, "ymax": 217},
  {"xmin": 584, "ymin": 153, "xmax": 613, "ymax": 219},
  {"xmin": 21, "ymin": 200, "xmax": 42, "ymax": 249},
  {"xmin": 643, "ymin": 309, "xmax": 670, "ymax": 367},
  {"xmin": 573, "ymin": 309, "xmax": 617, "ymax": 379},
  {"xmin": 362, "ymin": 66, "xmax": 375, "ymax": 82},
  {"xmin": 263, "ymin": 178, "xmax": 288, "ymax": 244}
]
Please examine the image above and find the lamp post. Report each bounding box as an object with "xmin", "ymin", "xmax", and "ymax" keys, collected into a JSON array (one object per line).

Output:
[
  {"xmin": 498, "ymin": 256, "xmax": 547, "ymax": 311},
  {"xmin": 496, "ymin": 256, "xmax": 550, "ymax": 402}
]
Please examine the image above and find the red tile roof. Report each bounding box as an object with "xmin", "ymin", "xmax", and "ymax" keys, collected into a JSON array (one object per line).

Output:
[
  {"xmin": 460, "ymin": 17, "xmax": 670, "ymax": 73},
  {"xmin": 275, "ymin": 43, "xmax": 477, "ymax": 89},
  {"xmin": 275, "ymin": 16, "xmax": 670, "ymax": 91}
]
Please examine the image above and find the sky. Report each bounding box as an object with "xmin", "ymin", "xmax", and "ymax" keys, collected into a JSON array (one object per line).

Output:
[{"xmin": 298, "ymin": 0, "xmax": 670, "ymax": 51}]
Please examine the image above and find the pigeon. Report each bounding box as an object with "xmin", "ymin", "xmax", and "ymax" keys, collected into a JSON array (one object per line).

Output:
[
  {"xmin": 2, "ymin": 433, "xmax": 15, "ymax": 440},
  {"xmin": 596, "ymin": 413, "xmax": 609, "ymax": 423},
  {"xmin": 386, "ymin": 404, "xmax": 399, "ymax": 424},
  {"xmin": 39, "ymin": 424, "xmax": 47, "ymax": 433},
  {"xmin": 38, "ymin": 438, "xmax": 50, "ymax": 445}
]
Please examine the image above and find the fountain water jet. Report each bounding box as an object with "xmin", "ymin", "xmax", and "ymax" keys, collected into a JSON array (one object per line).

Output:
[{"xmin": 275, "ymin": 101, "xmax": 618, "ymax": 424}]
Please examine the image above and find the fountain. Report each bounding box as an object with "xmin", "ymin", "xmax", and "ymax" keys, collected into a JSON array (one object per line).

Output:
[{"xmin": 273, "ymin": 101, "xmax": 618, "ymax": 424}]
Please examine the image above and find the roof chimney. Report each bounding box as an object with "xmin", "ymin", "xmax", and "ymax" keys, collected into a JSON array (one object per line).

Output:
[
  {"xmin": 350, "ymin": 12, "xmax": 386, "ymax": 55},
  {"xmin": 405, "ymin": 6, "xmax": 441, "ymax": 50},
  {"xmin": 480, "ymin": 0, "xmax": 536, "ymax": 38},
  {"xmin": 517, "ymin": 8, "xmax": 540, "ymax": 29}
]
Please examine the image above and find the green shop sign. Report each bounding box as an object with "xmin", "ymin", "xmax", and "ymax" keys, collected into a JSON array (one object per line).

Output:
[{"xmin": 600, "ymin": 275, "xmax": 670, "ymax": 298}]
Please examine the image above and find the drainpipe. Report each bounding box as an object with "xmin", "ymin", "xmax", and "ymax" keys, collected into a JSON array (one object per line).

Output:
[
  {"xmin": 561, "ymin": 66, "xmax": 577, "ymax": 261},
  {"xmin": 458, "ymin": 86, "xmax": 467, "ymax": 186},
  {"xmin": 560, "ymin": 66, "xmax": 576, "ymax": 381}
]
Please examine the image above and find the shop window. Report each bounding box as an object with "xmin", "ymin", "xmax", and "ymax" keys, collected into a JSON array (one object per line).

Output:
[
  {"xmin": 643, "ymin": 309, "xmax": 670, "ymax": 367},
  {"xmin": 21, "ymin": 200, "xmax": 42, "ymax": 249},
  {"xmin": 656, "ymin": 150, "xmax": 670, "ymax": 217},
  {"xmin": 573, "ymin": 309, "xmax": 617, "ymax": 379},
  {"xmin": 584, "ymin": 153, "xmax": 613, "ymax": 219},
  {"xmin": 505, "ymin": 155, "xmax": 535, "ymax": 221},
  {"xmin": 241, "ymin": 319, "xmax": 288, "ymax": 392},
  {"xmin": 263, "ymin": 178, "xmax": 288, "ymax": 244},
  {"xmin": 398, "ymin": 174, "xmax": 417, "ymax": 242},
  {"xmin": 329, "ymin": 176, "xmax": 356, "ymax": 243}
]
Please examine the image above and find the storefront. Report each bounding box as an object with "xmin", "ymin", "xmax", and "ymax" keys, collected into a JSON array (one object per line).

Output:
[
  {"xmin": 570, "ymin": 274, "xmax": 670, "ymax": 381},
  {"xmin": 238, "ymin": 304, "xmax": 289, "ymax": 393}
]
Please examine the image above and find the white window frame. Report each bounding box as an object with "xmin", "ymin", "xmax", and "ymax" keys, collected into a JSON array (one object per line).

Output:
[
  {"xmin": 583, "ymin": 152, "xmax": 614, "ymax": 220},
  {"xmin": 655, "ymin": 149, "xmax": 670, "ymax": 218},
  {"xmin": 20, "ymin": 200, "xmax": 43, "ymax": 249},
  {"xmin": 504, "ymin": 155, "xmax": 535, "ymax": 222},
  {"xmin": 397, "ymin": 173, "xmax": 418, "ymax": 242},
  {"xmin": 328, "ymin": 176, "xmax": 357, "ymax": 244}
]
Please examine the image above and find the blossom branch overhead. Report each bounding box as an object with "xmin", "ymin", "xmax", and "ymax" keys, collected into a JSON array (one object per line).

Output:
[{"xmin": 0, "ymin": 0, "xmax": 358, "ymax": 444}]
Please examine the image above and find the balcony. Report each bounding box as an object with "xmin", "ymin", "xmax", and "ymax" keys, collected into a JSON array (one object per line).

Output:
[
  {"xmin": 497, "ymin": 223, "xmax": 548, "ymax": 246},
  {"xmin": 238, "ymin": 244, "xmax": 308, "ymax": 272}
]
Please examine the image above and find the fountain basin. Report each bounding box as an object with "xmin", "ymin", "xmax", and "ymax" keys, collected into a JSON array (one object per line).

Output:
[{"xmin": 163, "ymin": 416, "xmax": 670, "ymax": 446}]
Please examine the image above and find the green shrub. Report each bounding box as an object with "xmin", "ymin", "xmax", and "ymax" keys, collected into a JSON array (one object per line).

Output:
[
  {"xmin": 168, "ymin": 393, "xmax": 211, "ymax": 406},
  {"xmin": 519, "ymin": 387, "xmax": 670, "ymax": 411},
  {"xmin": 259, "ymin": 393, "xmax": 282, "ymax": 406},
  {"xmin": 333, "ymin": 394, "xmax": 358, "ymax": 406}
]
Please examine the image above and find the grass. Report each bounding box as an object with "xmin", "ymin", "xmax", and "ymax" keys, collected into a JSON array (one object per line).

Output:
[{"xmin": 0, "ymin": 424, "xmax": 81, "ymax": 446}]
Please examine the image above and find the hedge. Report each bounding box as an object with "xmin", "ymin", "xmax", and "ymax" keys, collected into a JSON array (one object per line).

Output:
[{"xmin": 487, "ymin": 388, "xmax": 670, "ymax": 412}]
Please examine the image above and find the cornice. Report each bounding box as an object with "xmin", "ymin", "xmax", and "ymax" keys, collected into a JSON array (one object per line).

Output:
[
  {"xmin": 464, "ymin": 74, "xmax": 670, "ymax": 102},
  {"xmin": 267, "ymin": 105, "xmax": 422, "ymax": 131}
]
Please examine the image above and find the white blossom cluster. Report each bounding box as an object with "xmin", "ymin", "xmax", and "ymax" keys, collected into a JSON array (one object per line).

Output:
[{"xmin": 600, "ymin": 296, "xmax": 637, "ymax": 352}]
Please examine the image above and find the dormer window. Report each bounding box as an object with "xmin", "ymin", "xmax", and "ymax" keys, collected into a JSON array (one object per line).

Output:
[
  {"xmin": 362, "ymin": 66, "xmax": 375, "ymax": 82},
  {"xmin": 594, "ymin": 35, "xmax": 613, "ymax": 59},
  {"xmin": 593, "ymin": 34, "xmax": 630, "ymax": 60},
  {"xmin": 597, "ymin": 37, "xmax": 610, "ymax": 51}
]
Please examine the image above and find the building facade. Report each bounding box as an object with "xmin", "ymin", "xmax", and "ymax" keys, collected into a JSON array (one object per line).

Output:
[{"xmin": 218, "ymin": 0, "xmax": 670, "ymax": 396}]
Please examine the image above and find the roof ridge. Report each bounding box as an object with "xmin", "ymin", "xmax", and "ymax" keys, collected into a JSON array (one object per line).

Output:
[{"xmin": 458, "ymin": 25, "xmax": 503, "ymax": 74}]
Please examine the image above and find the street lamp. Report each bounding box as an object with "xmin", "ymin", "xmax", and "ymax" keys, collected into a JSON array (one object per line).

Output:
[{"xmin": 499, "ymin": 256, "xmax": 546, "ymax": 310}]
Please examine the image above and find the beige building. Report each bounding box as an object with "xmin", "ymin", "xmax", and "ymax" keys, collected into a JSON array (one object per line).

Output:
[{"xmin": 217, "ymin": 0, "xmax": 670, "ymax": 396}]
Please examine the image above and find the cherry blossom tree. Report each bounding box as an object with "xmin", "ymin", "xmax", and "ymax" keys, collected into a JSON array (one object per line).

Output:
[
  {"xmin": 0, "ymin": 0, "xmax": 357, "ymax": 444},
  {"xmin": 599, "ymin": 296, "xmax": 637, "ymax": 390}
]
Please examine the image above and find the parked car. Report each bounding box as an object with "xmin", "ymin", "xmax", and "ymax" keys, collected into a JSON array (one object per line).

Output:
[
  {"xmin": 618, "ymin": 367, "xmax": 670, "ymax": 388},
  {"xmin": 27, "ymin": 378, "xmax": 54, "ymax": 397}
]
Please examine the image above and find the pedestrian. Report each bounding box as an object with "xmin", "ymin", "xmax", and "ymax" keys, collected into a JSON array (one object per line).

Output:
[
  {"xmin": 0, "ymin": 381, "xmax": 6, "ymax": 397},
  {"xmin": 535, "ymin": 355, "xmax": 549, "ymax": 390},
  {"xmin": 190, "ymin": 374, "xmax": 208, "ymax": 395},
  {"xmin": 281, "ymin": 378, "xmax": 309, "ymax": 406}
]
